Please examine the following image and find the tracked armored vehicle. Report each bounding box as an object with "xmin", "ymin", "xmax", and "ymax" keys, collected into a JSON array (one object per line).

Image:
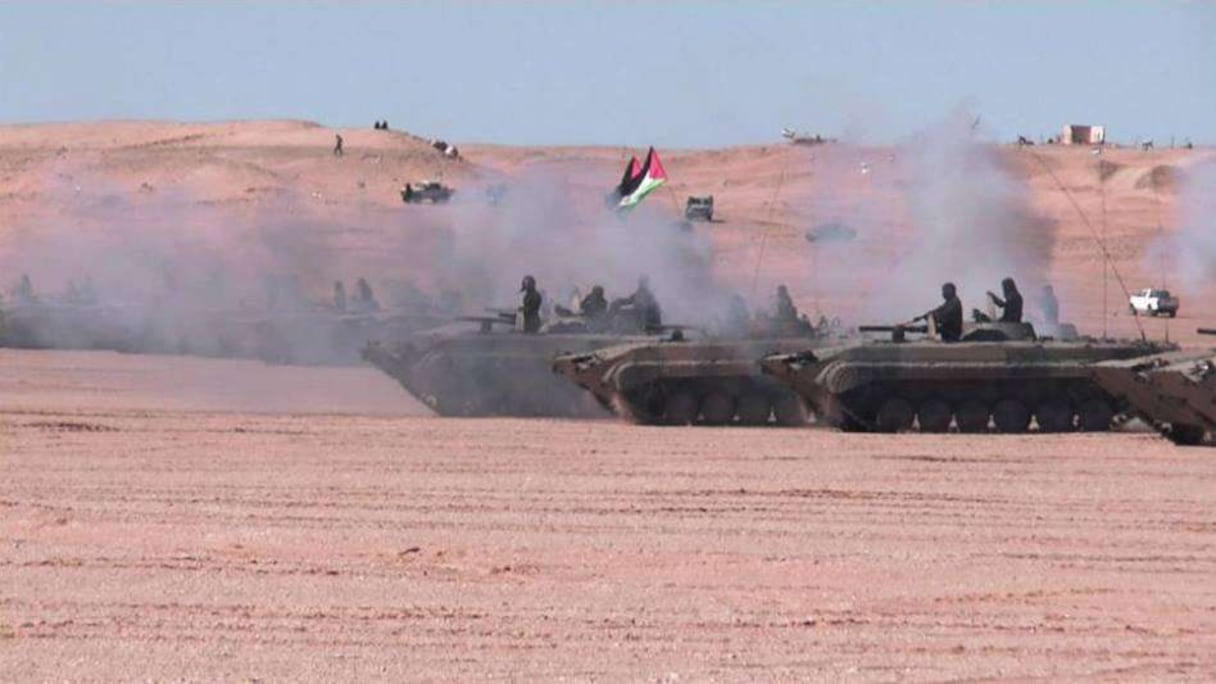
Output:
[
  {"xmin": 1091, "ymin": 329, "xmax": 1216, "ymax": 446},
  {"xmin": 362, "ymin": 310, "xmax": 664, "ymax": 417},
  {"xmin": 552, "ymin": 322, "xmax": 842, "ymax": 426},
  {"xmin": 214, "ymin": 308, "xmax": 445, "ymax": 365},
  {"xmin": 759, "ymin": 321, "xmax": 1175, "ymax": 433},
  {"xmin": 0, "ymin": 299, "xmax": 443, "ymax": 365},
  {"xmin": 0, "ymin": 302, "xmax": 132, "ymax": 351}
]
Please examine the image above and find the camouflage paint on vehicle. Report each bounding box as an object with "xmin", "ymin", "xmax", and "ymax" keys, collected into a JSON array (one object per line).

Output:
[{"xmin": 760, "ymin": 323, "xmax": 1175, "ymax": 434}]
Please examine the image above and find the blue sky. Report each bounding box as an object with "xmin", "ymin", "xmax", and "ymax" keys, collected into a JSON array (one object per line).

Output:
[{"xmin": 1, "ymin": 2, "xmax": 1212, "ymax": 147}]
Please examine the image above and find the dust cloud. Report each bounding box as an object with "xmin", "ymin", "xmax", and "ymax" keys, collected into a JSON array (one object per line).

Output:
[
  {"xmin": 1, "ymin": 156, "xmax": 723, "ymax": 357},
  {"xmin": 430, "ymin": 163, "xmax": 718, "ymax": 326},
  {"xmin": 806, "ymin": 110, "xmax": 1057, "ymax": 324},
  {"xmin": 1158, "ymin": 159, "xmax": 1216, "ymax": 294},
  {"xmin": 0, "ymin": 166, "xmax": 445, "ymax": 359}
]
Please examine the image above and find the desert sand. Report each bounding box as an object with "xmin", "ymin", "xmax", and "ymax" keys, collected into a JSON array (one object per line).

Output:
[
  {"xmin": 2, "ymin": 122, "xmax": 1216, "ymax": 680},
  {"xmin": 2, "ymin": 350, "xmax": 1215, "ymax": 681}
]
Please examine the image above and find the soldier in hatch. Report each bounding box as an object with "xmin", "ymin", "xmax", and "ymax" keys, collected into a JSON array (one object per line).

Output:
[
  {"xmin": 724, "ymin": 293, "xmax": 751, "ymax": 337},
  {"xmin": 519, "ymin": 275, "xmax": 542, "ymax": 334},
  {"xmin": 613, "ymin": 276, "xmax": 662, "ymax": 332},
  {"xmin": 913, "ymin": 282, "xmax": 963, "ymax": 342},
  {"xmin": 354, "ymin": 277, "xmax": 380, "ymax": 312},
  {"xmin": 333, "ymin": 281, "xmax": 347, "ymax": 313},
  {"xmin": 775, "ymin": 284, "xmax": 798, "ymax": 321},
  {"xmin": 14, "ymin": 274, "xmax": 36, "ymax": 304},
  {"xmin": 579, "ymin": 285, "xmax": 608, "ymax": 321},
  {"xmin": 1039, "ymin": 284, "xmax": 1060, "ymax": 326},
  {"xmin": 987, "ymin": 277, "xmax": 1024, "ymax": 323}
]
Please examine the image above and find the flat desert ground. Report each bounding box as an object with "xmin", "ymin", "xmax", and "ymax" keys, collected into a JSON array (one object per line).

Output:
[
  {"xmin": 2, "ymin": 122, "xmax": 1216, "ymax": 680},
  {"xmin": 2, "ymin": 349, "xmax": 1215, "ymax": 681}
]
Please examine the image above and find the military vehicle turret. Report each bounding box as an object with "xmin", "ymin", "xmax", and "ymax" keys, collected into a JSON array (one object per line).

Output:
[
  {"xmin": 1090, "ymin": 328, "xmax": 1216, "ymax": 446},
  {"xmin": 552, "ymin": 319, "xmax": 843, "ymax": 426},
  {"xmin": 362, "ymin": 308, "xmax": 664, "ymax": 417},
  {"xmin": 759, "ymin": 321, "xmax": 1175, "ymax": 433}
]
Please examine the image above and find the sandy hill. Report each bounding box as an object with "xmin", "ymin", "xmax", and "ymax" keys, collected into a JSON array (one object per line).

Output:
[{"xmin": 1, "ymin": 120, "xmax": 1213, "ymax": 345}]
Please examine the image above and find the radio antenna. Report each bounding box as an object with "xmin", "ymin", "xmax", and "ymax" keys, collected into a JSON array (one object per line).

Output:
[
  {"xmin": 750, "ymin": 151, "xmax": 792, "ymax": 298},
  {"xmin": 1026, "ymin": 148, "xmax": 1146, "ymax": 341}
]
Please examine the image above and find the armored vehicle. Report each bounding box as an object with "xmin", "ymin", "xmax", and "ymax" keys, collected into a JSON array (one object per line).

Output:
[
  {"xmin": 401, "ymin": 180, "xmax": 454, "ymax": 204},
  {"xmin": 215, "ymin": 308, "xmax": 446, "ymax": 365},
  {"xmin": 684, "ymin": 195, "xmax": 714, "ymax": 222},
  {"xmin": 552, "ymin": 320, "xmax": 842, "ymax": 426},
  {"xmin": 0, "ymin": 300, "xmax": 442, "ymax": 365},
  {"xmin": 0, "ymin": 302, "xmax": 132, "ymax": 351},
  {"xmin": 759, "ymin": 321, "xmax": 1175, "ymax": 433},
  {"xmin": 1091, "ymin": 329, "xmax": 1216, "ymax": 446},
  {"xmin": 362, "ymin": 310, "xmax": 664, "ymax": 417}
]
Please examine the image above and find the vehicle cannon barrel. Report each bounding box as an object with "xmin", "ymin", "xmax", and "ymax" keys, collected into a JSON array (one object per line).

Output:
[
  {"xmin": 1197, "ymin": 328, "xmax": 1216, "ymax": 336},
  {"xmin": 857, "ymin": 324, "xmax": 928, "ymax": 342},
  {"xmin": 857, "ymin": 325, "xmax": 929, "ymax": 334}
]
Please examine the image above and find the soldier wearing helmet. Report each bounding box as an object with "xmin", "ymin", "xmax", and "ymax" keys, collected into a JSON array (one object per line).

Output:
[
  {"xmin": 914, "ymin": 282, "xmax": 963, "ymax": 342},
  {"xmin": 520, "ymin": 275, "xmax": 542, "ymax": 333}
]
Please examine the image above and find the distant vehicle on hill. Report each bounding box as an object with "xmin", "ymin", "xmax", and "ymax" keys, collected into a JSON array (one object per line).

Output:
[
  {"xmin": 781, "ymin": 128, "xmax": 836, "ymax": 146},
  {"xmin": 684, "ymin": 195, "xmax": 714, "ymax": 222},
  {"xmin": 1129, "ymin": 288, "xmax": 1179, "ymax": 317},
  {"xmin": 401, "ymin": 181, "xmax": 454, "ymax": 204}
]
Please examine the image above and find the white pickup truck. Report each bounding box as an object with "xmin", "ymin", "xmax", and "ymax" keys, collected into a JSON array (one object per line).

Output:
[{"xmin": 1129, "ymin": 288, "xmax": 1179, "ymax": 317}]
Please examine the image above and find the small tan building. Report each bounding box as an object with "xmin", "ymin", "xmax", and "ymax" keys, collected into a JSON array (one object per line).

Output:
[{"xmin": 1061, "ymin": 124, "xmax": 1105, "ymax": 145}]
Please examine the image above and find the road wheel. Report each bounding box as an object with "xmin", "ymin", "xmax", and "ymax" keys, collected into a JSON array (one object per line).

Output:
[
  {"xmin": 1077, "ymin": 398, "xmax": 1114, "ymax": 432},
  {"xmin": 992, "ymin": 399, "xmax": 1031, "ymax": 433},
  {"xmin": 773, "ymin": 392, "xmax": 809, "ymax": 427},
  {"xmin": 917, "ymin": 398, "xmax": 952, "ymax": 433},
  {"xmin": 736, "ymin": 393, "xmax": 771, "ymax": 426},
  {"xmin": 1035, "ymin": 400, "xmax": 1074, "ymax": 433},
  {"xmin": 955, "ymin": 400, "xmax": 990, "ymax": 433},
  {"xmin": 875, "ymin": 397, "xmax": 915, "ymax": 433},
  {"xmin": 1168, "ymin": 424, "xmax": 1205, "ymax": 446},
  {"xmin": 664, "ymin": 391, "xmax": 699, "ymax": 425},
  {"xmin": 700, "ymin": 392, "xmax": 736, "ymax": 426}
]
